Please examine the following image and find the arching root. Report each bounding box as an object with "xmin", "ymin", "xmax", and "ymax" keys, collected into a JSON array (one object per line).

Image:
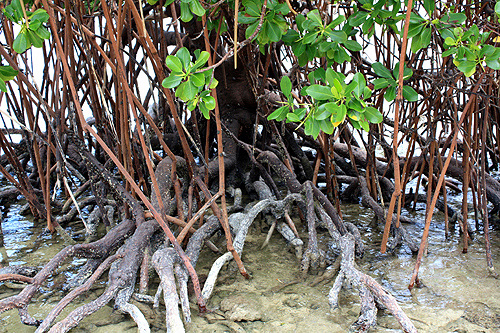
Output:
[
  {"xmin": 329, "ymin": 233, "xmax": 417, "ymax": 333},
  {"xmin": 202, "ymin": 192, "xmax": 302, "ymax": 302}
]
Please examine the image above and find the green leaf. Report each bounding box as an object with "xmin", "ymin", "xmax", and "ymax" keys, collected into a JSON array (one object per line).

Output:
[
  {"xmin": 307, "ymin": 10, "xmax": 323, "ymax": 27},
  {"xmin": 166, "ymin": 55, "xmax": 183, "ymax": 72},
  {"xmin": 244, "ymin": 0, "xmax": 261, "ymax": 17},
  {"xmin": 189, "ymin": 0, "xmax": 205, "ymax": 17},
  {"xmin": 282, "ymin": 30, "xmax": 300, "ymax": 44},
  {"xmin": 324, "ymin": 102, "xmax": 340, "ymax": 115},
  {"xmin": 348, "ymin": 11, "xmax": 369, "ymax": 27},
  {"xmin": 268, "ymin": 105, "xmax": 289, "ymax": 121},
  {"xmin": 162, "ymin": 75, "xmax": 183, "ymax": 89},
  {"xmin": 180, "ymin": 2, "xmax": 193, "ymax": 22},
  {"xmin": 315, "ymin": 105, "xmax": 331, "ymax": 120},
  {"xmin": 327, "ymin": 15, "xmax": 345, "ymax": 29},
  {"xmin": 333, "ymin": 78, "xmax": 344, "ymax": 96},
  {"xmin": 393, "ymin": 62, "xmax": 413, "ymax": 81},
  {"xmin": 407, "ymin": 23, "xmax": 424, "ymax": 39},
  {"xmin": 442, "ymin": 47, "xmax": 457, "ymax": 57},
  {"xmin": 200, "ymin": 102, "xmax": 210, "ymax": 119},
  {"xmin": 325, "ymin": 68, "xmax": 336, "ymax": 87},
  {"xmin": 191, "ymin": 72, "xmax": 205, "ymax": 87},
  {"xmin": 444, "ymin": 37, "xmax": 455, "ymax": 46},
  {"xmin": 0, "ymin": 78, "xmax": 7, "ymax": 93},
  {"xmin": 333, "ymin": 104, "xmax": 347, "ymax": 125},
  {"xmin": 347, "ymin": 109, "xmax": 362, "ymax": 121},
  {"xmin": 286, "ymin": 112, "xmax": 301, "ymax": 122},
  {"xmin": 343, "ymin": 40, "xmax": 362, "ymax": 52},
  {"xmin": 457, "ymin": 60, "xmax": 476, "ymax": 77},
  {"xmin": 13, "ymin": 32, "xmax": 30, "ymax": 54},
  {"xmin": 409, "ymin": 12, "xmax": 426, "ymax": 24},
  {"xmin": 410, "ymin": 34, "xmax": 422, "ymax": 53},
  {"xmin": 192, "ymin": 51, "xmax": 210, "ymax": 70},
  {"xmin": 30, "ymin": 8, "xmax": 49, "ymax": 23},
  {"xmin": 0, "ymin": 66, "xmax": 18, "ymax": 81},
  {"xmin": 280, "ymin": 76, "xmax": 292, "ymax": 97},
  {"xmin": 363, "ymin": 86, "xmax": 372, "ymax": 99},
  {"xmin": 423, "ymin": 0, "xmax": 435, "ymax": 15},
  {"xmin": 359, "ymin": 118, "xmax": 370, "ymax": 131},
  {"xmin": 440, "ymin": 13, "xmax": 467, "ymax": 25},
  {"xmin": 319, "ymin": 119, "xmax": 334, "ymax": 134},
  {"xmin": 421, "ymin": 27, "xmax": 432, "ymax": 49},
  {"xmin": 402, "ymin": 86, "xmax": 419, "ymax": 102},
  {"xmin": 373, "ymin": 78, "xmax": 389, "ymax": 90},
  {"xmin": 307, "ymin": 85, "xmax": 334, "ymax": 100},
  {"xmin": 266, "ymin": 21, "xmax": 282, "ymax": 42},
  {"xmin": 351, "ymin": 72, "xmax": 366, "ymax": 98},
  {"xmin": 176, "ymin": 80, "xmax": 198, "ymax": 101},
  {"xmin": 187, "ymin": 98, "xmax": 197, "ymax": 111},
  {"xmin": 311, "ymin": 119, "xmax": 320, "ymax": 139},
  {"xmin": 361, "ymin": 18, "xmax": 374, "ymax": 35},
  {"xmin": 208, "ymin": 77, "xmax": 218, "ymax": 89},
  {"xmin": 350, "ymin": 119, "xmax": 361, "ymax": 130},
  {"xmin": 372, "ymin": 62, "xmax": 393, "ymax": 79},
  {"xmin": 364, "ymin": 106, "xmax": 383, "ymax": 123},
  {"xmin": 326, "ymin": 30, "xmax": 347, "ymax": 43},
  {"xmin": 486, "ymin": 58, "xmax": 500, "ymax": 70},
  {"xmin": 303, "ymin": 31, "xmax": 320, "ymax": 44},
  {"xmin": 333, "ymin": 47, "xmax": 351, "ymax": 63},
  {"xmin": 384, "ymin": 86, "xmax": 396, "ymax": 101},
  {"xmin": 296, "ymin": 14, "xmax": 306, "ymax": 31},
  {"xmin": 202, "ymin": 95, "xmax": 216, "ymax": 110},
  {"xmin": 294, "ymin": 107, "xmax": 307, "ymax": 120},
  {"xmin": 34, "ymin": 25, "xmax": 50, "ymax": 40},
  {"xmin": 30, "ymin": 19, "xmax": 42, "ymax": 31},
  {"xmin": 348, "ymin": 98, "xmax": 364, "ymax": 112},
  {"xmin": 239, "ymin": 15, "xmax": 258, "ymax": 24},
  {"xmin": 26, "ymin": 29, "xmax": 43, "ymax": 48},
  {"xmin": 496, "ymin": 2, "xmax": 500, "ymax": 15},
  {"xmin": 176, "ymin": 47, "xmax": 191, "ymax": 70},
  {"xmin": 7, "ymin": 0, "xmax": 23, "ymax": 22}
]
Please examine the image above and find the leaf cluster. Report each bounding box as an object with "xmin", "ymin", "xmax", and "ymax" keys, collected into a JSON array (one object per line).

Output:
[
  {"xmin": 269, "ymin": 69, "xmax": 384, "ymax": 139},
  {"xmin": 162, "ymin": 48, "xmax": 218, "ymax": 119},
  {"xmin": 3, "ymin": 0, "xmax": 51, "ymax": 54}
]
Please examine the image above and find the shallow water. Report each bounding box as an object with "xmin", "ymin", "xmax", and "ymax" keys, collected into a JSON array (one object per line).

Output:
[{"xmin": 0, "ymin": 196, "xmax": 499, "ymax": 332}]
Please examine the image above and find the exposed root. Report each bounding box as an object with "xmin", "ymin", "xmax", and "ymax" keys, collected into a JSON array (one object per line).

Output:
[
  {"xmin": 153, "ymin": 248, "xmax": 183, "ymax": 333},
  {"xmin": 301, "ymin": 181, "xmax": 326, "ymax": 276},
  {"xmin": 35, "ymin": 253, "xmax": 122, "ymax": 333},
  {"xmin": 329, "ymin": 233, "xmax": 417, "ymax": 333},
  {"xmin": 202, "ymin": 192, "xmax": 302, "ymax": 301},
  {"xmin": 149, "ymin": 216, "xmax": 221, "ymax": 331}
]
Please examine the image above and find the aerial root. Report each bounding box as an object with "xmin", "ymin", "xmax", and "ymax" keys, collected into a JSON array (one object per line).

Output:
[
  {"xmin": 115, "ymin": 284, "xmax": 150, "ymax": 333},
  {"xmin": 202, "ymin": 192, "xmax": 302, "ymax": 302},
  {"xmin": 350, "ymin": 286, "xmax": 377, "ymax": 332},
  {"xmin": 254, "ymin": 180, "xmax": 303, "ymax": 256},
  {"xmin": 328, "ymin": 233, "xmax": 417, "ymax": 333},
  {"xmin": 35, "ymin": 253, "xmax": 122, "ymax": 333},
  {"xmin": 148, "ymin": 216, "xmax": 222, "ymax": 332},
  {"xmin": 152, "ymin": 247, "xmax": 185, "ymax": 333},
  {"xmin": 300, "ymin": 181, "xmax": 326, "ymax": 276}
]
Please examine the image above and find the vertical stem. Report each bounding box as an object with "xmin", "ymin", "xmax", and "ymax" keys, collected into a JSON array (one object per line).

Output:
[
  {"xmin": 408, "ymin": 73, "xmax": 485, "ymax": 290},
  {"xmin": 201, "ymin": 14, "xmax": 248, "ymax": 278},
  {"xmin": 234, "ymin": 0, "xmax": 239, "ymax": 68},
  {"xmin": 381, "ymin": 0, "xmax": 413, "ymax": 253},
  {"xmin": 481, "ymin": 82, "xmax": 494, "ymax": 272}
]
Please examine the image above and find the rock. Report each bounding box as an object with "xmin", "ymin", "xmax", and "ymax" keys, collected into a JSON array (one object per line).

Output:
[
  {"xmin": 283, "ymin": 295, "xmax": 301, "ymax": 308},
  {"xmin": 463, "ymin": 302, "xmax": 500, "ymax": 329},
  {"xmin": 220, "ymin": 293, "xmax": 265, "ymax": 322}
]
